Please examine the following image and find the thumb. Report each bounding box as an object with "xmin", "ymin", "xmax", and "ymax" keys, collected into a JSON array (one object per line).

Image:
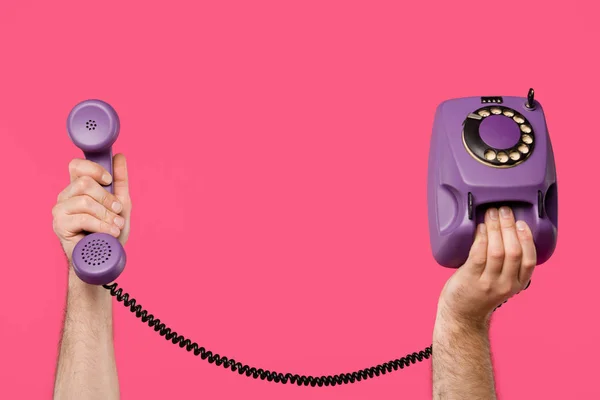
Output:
[
  {"xmin": 112, "ymin": 154, "xmax": 131, "ymax": 236},
  {"xmin": 112, "ymin": 153, "xmax": 130, "ymax": 202}
]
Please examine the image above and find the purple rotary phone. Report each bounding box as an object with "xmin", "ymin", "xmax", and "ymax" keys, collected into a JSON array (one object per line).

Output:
[
  {"xmin": 66, "ymin": 100, "xmax": 127, "ymax": 285},
  {"xmin": 427, "ymin": 89, "xmax": 558, "ymax": 268}
]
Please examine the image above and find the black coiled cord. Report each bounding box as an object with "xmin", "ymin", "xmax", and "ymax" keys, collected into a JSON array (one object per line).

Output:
[{"xmin": 103, "ymin": 280, "xmax": 530, "ymax": 387}]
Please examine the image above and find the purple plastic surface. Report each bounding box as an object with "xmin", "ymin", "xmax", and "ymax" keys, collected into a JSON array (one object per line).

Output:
[
  {"xmin": 479, "ymin": 115, "xmax": 521, "ymax": 149},
  {"xmin": 67, "ymin": 99, "xmax": 119, "ymax": 193},
  {"xmin": 67, "ymin": 99, "xmax": 127, "ymax": 284},
  {"xmin": 72, "ymin": 233, "xmax": 127, "ymax": 285},
  {"xmin": 427, "ymin": 96, "xmax": 558, "ymax": 268}
]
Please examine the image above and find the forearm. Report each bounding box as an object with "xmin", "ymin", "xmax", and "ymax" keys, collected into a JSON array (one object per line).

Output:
[
  {"xmin": 54, "ymin": 267, "xmax": 119, "ymax": 400},
  {"xmin": 432, "ymin": 312, "xmax": 496, "ymax": 400}
]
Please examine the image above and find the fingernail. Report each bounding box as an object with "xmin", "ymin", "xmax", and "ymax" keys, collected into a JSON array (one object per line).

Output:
[
  {"xmin": 112, "ymin": 202, "xmax": 122, "ymax": 213},
  {"xmin": 111, "ymin": 226, "xmax": 120, "ymax": 236},
  {"xmin": 500, "ymin": 207, "xmax": 511, "ymax": 218},
  {"xmin": 102, "ymin": 173, "xmax": 112, "ymax": 184},
  {"xmin": 114, "ymin": 216, "xmax": 125, "ymax": 228},
  {"xmin": 516, "ymin": 220, "xmax": 526, "ymax": 231},
  {"xmin": 489, "ymin": 208, "xmax": 499, "ymax": 220}
]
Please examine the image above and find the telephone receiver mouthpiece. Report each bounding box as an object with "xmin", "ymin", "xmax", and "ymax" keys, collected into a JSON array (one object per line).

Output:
[{"xmin": 67, "ymin": 99, "xmax": 127, "ymax": 285}]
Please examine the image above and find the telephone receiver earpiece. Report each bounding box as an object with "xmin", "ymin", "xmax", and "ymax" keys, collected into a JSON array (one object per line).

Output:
[{"xmin": 67, "ymin": 99, "xmax": 127, "ymax": 285}]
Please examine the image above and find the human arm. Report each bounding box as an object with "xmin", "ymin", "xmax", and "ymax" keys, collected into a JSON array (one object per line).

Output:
[
  {"xmin": 53, "ymin": 156, "xmax": 132, "ymax": 400},
  {"xmin": 432, "ymin": 207, "xmax": 536, "ymax": 399}
]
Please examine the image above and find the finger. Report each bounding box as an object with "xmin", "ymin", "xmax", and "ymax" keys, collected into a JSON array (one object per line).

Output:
[
  {"xmin": 57, "ymin": 196, "xmax": 125, "ymax": 229},
  {"xmin": 59, "ymin": 214, "xmax": 121, "ymax": 237},
  {"xmin": 498, "ymin": 207, "xmax": 523, "ymax": 282},
  {"xmin": 516, "ymin": 220, "xmax": 537, "ymax": 287},
  {"xmin": 112, "ymin": 154, "xmax": 130, "ymax": 201},
  {"xmin": 482, "ymin": 208, "xmax": 504, "ymax": 278},
  {"xmin": 68, "ymin": 158, "xmax": 112, "ymax": 185},
  {"xmin": 112, "ymin": 154, "xmax": 131, "ymax": 237},
  {"xmin": 57, "ymin": 176, "xmax": 123, "ymax": 214},
  {"xmin": 465, "ymin": 223, "xmax": 488, "ymax": 276}
]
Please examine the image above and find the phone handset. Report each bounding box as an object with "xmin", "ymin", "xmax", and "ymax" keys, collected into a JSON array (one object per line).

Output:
[{"xmin": 66, "ymin": 100, "xmax": 127, "ymax": 285}]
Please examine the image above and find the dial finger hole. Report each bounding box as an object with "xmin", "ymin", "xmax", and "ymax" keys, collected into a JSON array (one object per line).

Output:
[
  {"xmin": 513, "ymin": 115, "xmax": 525, "ymax": 124},
  {"xmin": 497, "ymin": 152, "xmax": 509, "ymax": 163},
  {"xmin": 503, "ymin": 109, "xmax": 515, "ymax": 117},
  {"xmin": 491, "ymin": 107, "xmax": 502, "ymax": 115},
  {"xmin": 478, "ymin": 109, "xmax": 491, "ymax": 117},
  {"xmin": 509, "ymin": 151, "xmax": 521, "ymax": 161},
  {"xmin": 484, "ymin": 149, "xmax": 496, "ymax": 160},
  {"xmin": 518, "ymin": 144, "xmax": 529, "ymax": 153},
  {"xmin": 520, "ymin": 124, "xmax": 532, "ymax": 133},
  {"xmin": 522, "ymin": 134, "xmax": 533, "ymax": 144}
]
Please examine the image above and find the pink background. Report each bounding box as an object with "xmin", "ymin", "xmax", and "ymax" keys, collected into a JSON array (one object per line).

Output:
[{"xmin": 0, "ymin": 1, "xmax": 598, "ymax": 399}]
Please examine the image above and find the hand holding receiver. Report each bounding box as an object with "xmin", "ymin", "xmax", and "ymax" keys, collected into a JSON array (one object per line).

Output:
[
  {"xmin": 427, "ymin": 89, "xmax": 558, "ymax": 268},
  {"xmin": 53, "ymin": 99, "xmax": 131, "ymax": 285}
]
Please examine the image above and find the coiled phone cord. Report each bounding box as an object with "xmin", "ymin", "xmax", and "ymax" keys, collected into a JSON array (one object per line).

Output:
[{"xmin": 103, "ymin": 280, "xmax": 530, "ymax": 387}]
